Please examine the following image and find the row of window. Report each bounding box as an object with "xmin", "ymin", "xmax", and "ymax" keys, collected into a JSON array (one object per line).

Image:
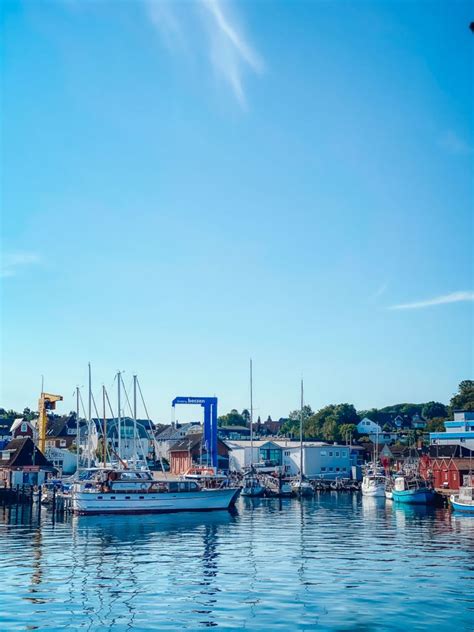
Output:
[{"xmin": 321, "ymin": 466, "xmax": 348, "ymax": 472}]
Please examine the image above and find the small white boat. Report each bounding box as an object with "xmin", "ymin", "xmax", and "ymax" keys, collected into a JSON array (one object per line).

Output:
[
  {"xmin": 71, "ymin": 468, "xmax": 240, "ymax": 514},
  {"xmin": 291, "ymin": 479, "xmax": 314, "ymax": 497},
  {"xmin": 361, "ymin": 475, "xmax": 386, "ymax": 497},
  {"xmin": 385, "ymin": 490, "xmax": 393, "ymax": 500},
  {"xmin": 241, "ymin": 476, "xmax": 266, "ymax": 497}
]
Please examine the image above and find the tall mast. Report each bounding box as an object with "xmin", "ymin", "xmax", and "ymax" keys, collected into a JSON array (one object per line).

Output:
[
  {"xmin": 133, "ymin": 374, "xmax": 138, "ymax": 467},
  {"xmin": 300, "ymin": 379, "xmax": 304, "ymax": 484},
  {"xmin": 76, "ymin": 386, "xmax": 80, "ymax": 473},
  {"xmin": 87, "ymin": 363, "xmax": 92, "ymax": 468},
  {"xmin": 102, "ymin": 385, "xmax": 107, "ymax": 468},
  {"xmin": 117, "ymin": 371, "xmax": 122, "ymax": 466},
  {"xmin": 250, "ymin": 358, "xmax": 253, "ymax": 470}
]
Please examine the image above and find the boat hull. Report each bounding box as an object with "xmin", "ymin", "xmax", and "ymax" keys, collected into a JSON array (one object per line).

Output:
[
  {"xmin": 392, "ymin": 489, "xmax": 435, "ymax": 504},
  {"xmin": 241, "ymin": 486, "xmax": 265, "ymax": 497},
  {"xmin": 72, "ymin": 488, "xmax": 240, "ymax": 515},
  {"xmin": 450, "ymin": 499, "xmax": 474, "ymax": 513}
]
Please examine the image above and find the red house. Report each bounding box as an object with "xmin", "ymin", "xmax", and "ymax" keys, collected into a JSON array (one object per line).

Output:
[
  {"xmin": 420, "ymin": 455, "xmax": 473, "ymax": 491},
  {"xmin": 10, "ymin": 419, "xmax": 35, "ymax": 440}
]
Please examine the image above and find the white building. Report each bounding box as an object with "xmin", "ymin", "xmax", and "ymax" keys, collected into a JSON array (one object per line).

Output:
[
  {"xmin": 227, "ymin": 439, "xmax": 352, "ymax": 479},
  {"xmin": 357, "ymin": 417, "xmax": 397, "ymax": 443},
  {"xmin": 430, "ymin": 411, "xmax": 474, "ymax": 451}
]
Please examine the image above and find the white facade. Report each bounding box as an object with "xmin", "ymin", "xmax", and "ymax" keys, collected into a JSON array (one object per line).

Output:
[
  {"xmin": 430, "ymin": 412, "xmax": 474, "ymax": 450},
  {"xmin": 45, "ymin": 447, "xmax": 78, "ymax": 475},
  {"xmin": 227, "ymin": 440, "xmax": 352, "ymax": 479},
  {"xmin": 356, "ymin": 418, "xmax": 397, "ymax": 443},
  {"xmin": 226, "ymin": 440, "xmax": 266, "ymax": 472},
  {"xmin": 280, "ymin": 443, "xmax": 351, "ymax": 479}
]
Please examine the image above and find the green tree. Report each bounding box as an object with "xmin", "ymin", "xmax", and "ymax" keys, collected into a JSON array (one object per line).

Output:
[
  {"xmin": 218, "ymin": 409, "xmax": 245, "ymax": 427},
  {"xmin": 421, "ymin": 401, "xmax": 447, "ymax": 419},
  {"xmin": 425, "ymin": 417, "xmax": 446, "ymax": 433},
  {"xmin": 450, "ymin": 380, "xmax": 474, "ymax": 411},
  {"xmin": 339, "ymin": 423, "xmax": 357, "ymax": 444},
  {"xmin": 241, "ymin": 409, "xmax": 250, "ymax": 424}
]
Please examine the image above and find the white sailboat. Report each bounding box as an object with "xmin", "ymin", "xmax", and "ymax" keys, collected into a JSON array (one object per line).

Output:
[
  {"xmin": 361, "ymin": 427, "xmax": 385, "ymax": 497},
  {"xmin": 241, "ymin": 359, "xmax": 265, "ymax": 497},
  {"xmin": 291, "ymin": 379, "xmax": 313, "ymax": 497}
]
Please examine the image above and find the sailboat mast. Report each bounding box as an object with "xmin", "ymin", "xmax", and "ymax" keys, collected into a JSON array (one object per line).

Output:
[
  {"xmin": 133, "ymin": 374, "xmax": 138, "ymax": 467},
  {"xmin": 250, "ymin": 358, "xmax": 253, "ymax": 470},
  {"xmin": 76, "ymin": 386, "xmax": 80, "ymax": 473},
  {"xmin": 87, "ymin": 363, "xmax": 92, "ymax": 468},
  {"xmin": 102, "ymin": 385, "xmax": 107, "ymax": 468},
  {"xmin": 117, "ymin": 371, "xmax": 122, "ymax": 467},
  {"xmin": 300, "ymin": 379, "xmax": 304, "ymax": 483}
]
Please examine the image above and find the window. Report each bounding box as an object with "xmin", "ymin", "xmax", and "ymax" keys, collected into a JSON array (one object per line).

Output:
[
  {"xmin": 329, "ymin": 451, "xmax": 333, "ymax": 457},
  {"xmin": 336, "ymin": 467, "xmax": 340, "ymax": 472},
  {"xmin": 21, "ymin": 422, "xmax": 27, "ymax": 433},
  {"xmin": 329, "ymin": 467, "xmax": 333, "ymax": 471},
  {"xmin": 335, "ymin": 452, "xmax": 340, "ymax": 457},
  {"xmin": 342, "ymin": 467, "xmax": 347, "ymax": 472},
  {"xmin": 320, "ymin": 450, "xmax": 327, "ymax": 456},
  {"xmin": 342, "ymin": 451, "xmax": 347, "ymax": 457},
  {"xmin": 321, "ymin": 467, "xmax": 326, "ymax": 472}
]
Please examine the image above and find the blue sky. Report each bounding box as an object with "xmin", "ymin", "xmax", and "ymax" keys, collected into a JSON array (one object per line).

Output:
[{"xmin": 1, "ymin": 0, "xmax": 473, "ymax": 424}]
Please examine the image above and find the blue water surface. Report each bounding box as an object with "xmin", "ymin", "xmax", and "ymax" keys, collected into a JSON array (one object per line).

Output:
[{"xmin": 0, "ymin": 494, "xmax": 473, "ymax": 631}]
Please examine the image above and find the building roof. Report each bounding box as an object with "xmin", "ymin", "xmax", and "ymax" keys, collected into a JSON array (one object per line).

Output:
[
  {"xmin": 0, "ymin": 438, "xmax": 54, "ymax": 469},
  {"xmin": 155, "ymin": 423, "xmax": 200, "ymax": 441},
  {"xmin": 226, "ymin": 439, "xmax": 340, "ymax": 450},
  {"xmin": 169, "ymin": 433, "xmax": 230, "ymax": 453},
  {"xmin": 428, "ymin": 444, "xmax": 474, "ymax": 458}
]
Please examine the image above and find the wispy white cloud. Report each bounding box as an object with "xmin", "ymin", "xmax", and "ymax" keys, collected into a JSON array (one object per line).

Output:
[
  {"xmin": 145, "ymin": 0, "xmax": 186, "ymax": 53},
  {"xmin": 144, "ymin": 0, "xmax": 264, "ymax": 108},
  {"xmin": 389, "ymin": 291, "xmax": 474, "ymax": 310},
  {"xmin": 371, "ymin": 282, "xmax": 388, "ymax": 300},
  {"xmin": 1, "ymin": 252, "xmax": 41, "ymax": 278},
  {"xmin": 200, "ymin": 0, "xmax": 264, "ymax": 107},
  {"xmin": 438, "ymin": 131, "xmax": 473, "ymax": 156}
]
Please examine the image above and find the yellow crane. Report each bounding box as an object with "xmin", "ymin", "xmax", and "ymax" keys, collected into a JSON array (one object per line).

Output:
[{"xmin": 38, "ymin": 392, "xmax": 63, "ymax": 453}]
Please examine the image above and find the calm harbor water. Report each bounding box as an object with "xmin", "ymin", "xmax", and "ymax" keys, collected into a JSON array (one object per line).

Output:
[{"xmin": 0, "ymin": 494, "xmax": 473, "ymax": 631}]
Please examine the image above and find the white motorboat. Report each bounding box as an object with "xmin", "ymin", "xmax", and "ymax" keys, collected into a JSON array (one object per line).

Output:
[
  {"xmin": 71, "ymin": 468, "xmax": 240, "ymax": 515},
  {"xmin": 241, "ymin": 475, "xmax": 266, "ymax": 497},
  {"xmin": 361, "ymin": 475, "xmax": 386, "ymax": 497},
  {"xmin": 291, "ymin": 479, "xmax": 314, "ymax": 497}
]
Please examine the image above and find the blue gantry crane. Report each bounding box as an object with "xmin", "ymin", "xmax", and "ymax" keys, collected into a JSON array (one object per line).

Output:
[{"xmin": 171, "ymin": 396, "xmax": 218, "ymax": 469}]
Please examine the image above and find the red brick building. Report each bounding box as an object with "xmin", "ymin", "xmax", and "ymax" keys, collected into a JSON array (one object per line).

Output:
[{"xmin": 169, "ymin": 434, "xmax": 231, "ymax": 475}]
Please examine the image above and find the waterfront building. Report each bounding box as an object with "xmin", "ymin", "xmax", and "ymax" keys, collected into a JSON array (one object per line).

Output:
[
  {"xmin": 154, "ymin": 422, "xmax": 202, "ymax": 462},
  {"xmin": 429, "ymin": 411, "xmax": 474, "ymax": 451},
  {"xmin": 227, "ymin": 440, "xmax": 352, "ymax": 479},
  {"xmin": 0, "ymin": 437, "xmax": 55, "ymax": 487},
  {"xmin": 168, "ymin": 433, "xmax": 231, "ymax": 474},
  {"xmin": 420, "ymin": 444, "xmax": 474, "ymax": 491},
  {"xmin": 91, "ymin": 417, "xmax": 157, "ymax": 463}
]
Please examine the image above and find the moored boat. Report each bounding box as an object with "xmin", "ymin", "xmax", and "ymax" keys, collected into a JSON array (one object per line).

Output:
[
  {"xmin": 71, "ymin": 468, "xmax": 240, "ymax": 514},
  {"xmin": 450, "ymin": 486, "xmax": 474, "ymax": 513},
  {"xmin": 361, "ymin": 474, "xmax": 386, "ymax": 497},
  {"xmin": 241, "ymin": 475, "xmax": 266, "ymax": 497},
  {"xmin": 291, "ymin": 479, "xmax": 314, "ymax": 496},
  {"xmin": 392, "ymin": 475, "xmax": 435, "ymax": 504}
]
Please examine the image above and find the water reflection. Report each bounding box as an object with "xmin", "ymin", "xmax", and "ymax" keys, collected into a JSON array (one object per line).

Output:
[{"xmin": 1, "ymin": 497, "xmax": 474, "ymax": 631}]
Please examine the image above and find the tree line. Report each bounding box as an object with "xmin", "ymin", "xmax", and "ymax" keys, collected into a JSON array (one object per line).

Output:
[{"xmin": 217, "ymin": 380, "xmax": 474, "ymax": 442}]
